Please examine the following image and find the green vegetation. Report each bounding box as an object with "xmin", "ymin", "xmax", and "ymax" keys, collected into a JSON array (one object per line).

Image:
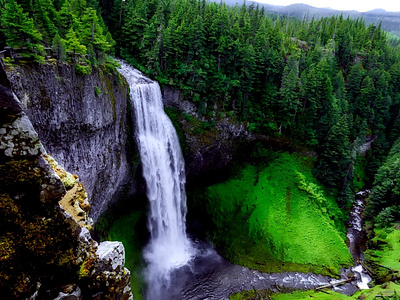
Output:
[
  {"xmin": 94, "ymin": 86, "xmax": 102, "ymax": 96},
  {"xmin": 230, "ymin": 281, "xmax": 400, "ymax": 300},
  {"xmin": 1, "ymin": 0, "xmax": 44, "ymax": 62},
  {"xmin": 194, "ymin": 150, "xmax": 352, "ymax": 276},
  {"xmin": 0, "ymin": 0, "xmax": 115, "ymax": 66},
  {"xmin": 96, "ymin": 209, "xmax": 147, "ymax": 300},
  {"xmin": 107, "ymin": 212, "xmax": 145, "ymax": 299},
  {"xmin": 364, "ymin": 226, "xmax": 400, "ymax": 283},
  {"xmin": 99, "ymin": 0, "xmax": 400, "ymax": 208},
  {"xmin": 368, "ymin": 228, "xmax": 400, "ymax": 271},
  {"xmin": 366, "ymin": 139, "xmax": 400, "ymax": 226},
  {"xmin": 4, "ymin": 0, "xmax": 400, "ymax": 297}
]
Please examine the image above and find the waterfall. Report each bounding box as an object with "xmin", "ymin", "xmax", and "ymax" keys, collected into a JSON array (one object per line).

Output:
[
  {"xmin": 117, "ymin": 61, "xmax": 193, "ymax": 299},
  {"xmin": 346, "ymin": 190, "xmax": 372, "ymax": 290}
]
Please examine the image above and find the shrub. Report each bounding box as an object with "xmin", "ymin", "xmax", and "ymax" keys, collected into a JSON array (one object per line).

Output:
[{"xmin": 94, "ymin": 86, "xmax": 102, "ymax": 96}]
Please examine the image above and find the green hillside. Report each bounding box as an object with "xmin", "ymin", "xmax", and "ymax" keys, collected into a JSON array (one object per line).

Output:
[{"xmin": 198, "ymin": 151, "xmax": 352, "ymax": 276}]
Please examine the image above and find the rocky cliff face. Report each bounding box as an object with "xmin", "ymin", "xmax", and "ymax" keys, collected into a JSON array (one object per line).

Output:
[
  {"xmin": 5, "ymin": 62, "xmax": 137, "ymax": 222},
  {"xmin": 0, "ymin": 60, "xmax": 133, "ymax": 298},
  {"xmin": 163, "ymin": 85, "xmax": 253, "ymax": 180}
]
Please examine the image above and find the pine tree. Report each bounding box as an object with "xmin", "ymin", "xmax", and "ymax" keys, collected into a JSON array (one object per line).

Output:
[
  {"xmin": 52, "ymin": 33, "xmax": 67, "ymax": 61},
  {"xmin": 316, "ymin": 114, "xmax": 351, "ymax": 193},
  {"xmin": 80, "ymin": 8, "xmax": 111, "ymax": 63},
  {"xmin": 65, "ymin": 27, "xmax": 86, "ymax": 57},
  {"xmin": 277, "ymin": 54, "xmax": 299, "ymax": 130},
  {"xmin": 33, "ymin": 0, "xmax": 59, "ymax": 45},
  {"xmin": 1, "ymin": 0, "xmax": 44, "ymax": 61}
]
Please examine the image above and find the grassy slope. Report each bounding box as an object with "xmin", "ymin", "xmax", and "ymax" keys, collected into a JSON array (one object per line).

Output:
[
  {"xmin": 230, "ymin": 281, "xmax": 400, "ymax": 299},
  {"xmin": 203, "ymin": 152, "xmax": 352, "ymax": 276},
  {"xmin": 364, "ymin": 226, "xmax": 400, "ymax": 283},
  {"xmin": 370, "ymin": 228, "xmax": 400, "ymax": 271}
]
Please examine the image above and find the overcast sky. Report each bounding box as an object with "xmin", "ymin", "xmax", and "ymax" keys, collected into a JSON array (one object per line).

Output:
[{"xmin": 256, "ymin": 0, "xmax": 400, "ymax": 12}]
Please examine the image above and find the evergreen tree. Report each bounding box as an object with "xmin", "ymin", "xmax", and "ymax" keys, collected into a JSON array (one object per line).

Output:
[
  {"xmin": 33, "ymin": 0, "xmax": 59, "ymax": 45},
  {"xmin": 277, "ymin": 54, "xmax": 299, "ymax": 130},
  {"xmin": 65, "ymin": 27, "xmax": 86, "ymax": 56},
  {"xmin": 80, "ymin": 7, "xmax": 111, "ymax": 63},
  {"xmin": 316, "ymin": 114, "xmax": 351, "ymax": 193},
  {"xmin": 367, "ymin": 138, "xmax": 400, "ymax": 225},
  {"xmin": 52, "ymin": 32, "xmax": 67, "ymax": 61},
  {"xmin": 1, "ymin": 0, "xmax": 44, "ymax": 61}
]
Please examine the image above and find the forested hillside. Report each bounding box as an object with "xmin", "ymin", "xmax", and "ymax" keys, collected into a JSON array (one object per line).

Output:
[
  {"xmin": 0, "ymin": 0, "xmax": 116, "ymax": 72},
  {"xmin": 101, "ymin": 0, "xmax": 400, "ymax": 212},
  {"xmin": 2, "ymin": 0, "xmax": 400, "ymax": 235}
]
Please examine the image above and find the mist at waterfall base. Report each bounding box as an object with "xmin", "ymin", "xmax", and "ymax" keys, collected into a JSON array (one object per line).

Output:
[{"xmin": 118, "ymin": 61, "xmax": 371, "ymax": 299}]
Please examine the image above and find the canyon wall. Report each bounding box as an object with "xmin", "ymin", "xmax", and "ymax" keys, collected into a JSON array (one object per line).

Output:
[
  {"xmin": 0, "ymin": 59, "xmax": 132, "ymax": 298},
  {"xmin": 5, "ymin": 62, "xmax": 138, "ymax": 222}
]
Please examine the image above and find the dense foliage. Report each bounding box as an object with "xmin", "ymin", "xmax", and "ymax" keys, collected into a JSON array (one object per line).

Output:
[
  {"xmin": 99, "ymin": 0, "xmax": 400, "ymax": 209},
  {"xmin": 367, "ymin": 139, "xmax": 400, "ymax": 226},
  {"xmin": 2, "ymin": 0, "xmax": 400, "ymax": 221},
  {"xmin": 0, "ymin": 0, "xmax": 115, "ymax": 68}
]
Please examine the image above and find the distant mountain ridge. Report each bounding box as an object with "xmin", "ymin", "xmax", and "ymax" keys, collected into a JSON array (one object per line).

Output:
[{"xmin": 208, "ymin": 1, "xmax": 400, "ymax": 36}]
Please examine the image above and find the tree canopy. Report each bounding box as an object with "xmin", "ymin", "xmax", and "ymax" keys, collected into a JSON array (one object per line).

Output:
[{"xmin": 1, "ymin": 0, "xmax": 114, "ymax": 64}]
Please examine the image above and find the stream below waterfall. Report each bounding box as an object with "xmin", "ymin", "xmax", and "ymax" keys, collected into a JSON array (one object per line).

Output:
[
  {"xmin": 117, "ymin": 61, "xmax": 373, "ymax": 299},
  {"xmin": 155, "ymin": 239, "xmax": 332, "ymax": 299},
  {"xmin": 154, "ymin": 190, "xmax": 372, "ymax": 299}
]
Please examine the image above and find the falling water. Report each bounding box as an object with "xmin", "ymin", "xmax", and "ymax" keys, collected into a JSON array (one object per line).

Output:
[
  {"xmin": 117, "ymin": 61, "xmax": 193, "ymax": 299},
  {"xmin": 117, "ymin": 60, "xmax": 372, "ymax": 298}
]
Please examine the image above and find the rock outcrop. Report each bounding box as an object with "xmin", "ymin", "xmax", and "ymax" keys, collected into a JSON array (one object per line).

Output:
[
  {"xmin": 5, "ymin": 61, "xmax": 138, "ymax": 222},
  {"xmin": 0, "ymin": 62, "xmax": 132, "ymax": 299},
  {"xmin": 163, "ymin": 85, "xmax": 253, "ymax": 180}
]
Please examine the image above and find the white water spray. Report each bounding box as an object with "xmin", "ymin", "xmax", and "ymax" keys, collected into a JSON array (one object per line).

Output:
[{"xmin": 118, "ymin": 61, "xmax": 193, "ymax": 299}]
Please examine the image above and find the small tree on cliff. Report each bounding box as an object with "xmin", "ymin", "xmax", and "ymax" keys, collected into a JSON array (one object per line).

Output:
[
  {"xmin": 65, "ymin": 27, "xmax": 86, "ymax": 61},
  {"xmin": 80, "ymin": 8, "xmax": 111, "ymax": 65},
  {"xmin": 52, "ymin": 33, "xmax": 67, "ymax": 62},
  {"xmin": 1, "ymin": 0, "xmax": 44, "ymax": 62}
]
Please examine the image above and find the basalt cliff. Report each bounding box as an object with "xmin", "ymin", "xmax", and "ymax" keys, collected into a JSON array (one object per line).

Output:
[
  {"xmin": 0, "ymin": 59, "xmax": 133, "ymax": 299},
  {"xmin": 5, "ymin": 61, "xmax": 139, "ymax": 223}
]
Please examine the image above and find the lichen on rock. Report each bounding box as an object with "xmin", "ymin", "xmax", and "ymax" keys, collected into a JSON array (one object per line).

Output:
[{"xmin": 43, "ymin": 153, "xmax": 93, "ymax": 229}]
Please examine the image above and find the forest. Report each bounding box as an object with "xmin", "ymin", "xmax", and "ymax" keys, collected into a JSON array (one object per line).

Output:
[
  {"xmin": 104, "ymin": 0, "xmax": 400, "ymax": 221},
  {"xmin": 2, "ymin": 0, "xmax": 400, "ymax": 297},
  {"xmin": 0, "ymin": 0, "xmax": 116, "ymax": 72}
]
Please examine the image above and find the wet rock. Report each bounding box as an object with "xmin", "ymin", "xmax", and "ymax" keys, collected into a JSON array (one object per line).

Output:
[
  {"xmin": 89, "ymin": 243, "xmax": 133, "ymax": 300},
  {"xmin": 163, "ymin": 85, "xmax": 198, "ymax": 116},
  {"xmin": 96, "ymin": 241, "xmax": 125, "ymax": 271},
  {"xmin": 0, "ymin": 114, "xmax": 43, "ymax": 158},
  {"xmin": 162, "ymin": 85, "xmax": 254, "ymax": 180}
]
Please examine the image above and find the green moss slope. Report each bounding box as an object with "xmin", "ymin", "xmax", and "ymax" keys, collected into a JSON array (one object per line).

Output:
[
  {"xmin": 203, "ymin": 152, "xmax": 352, "ymax": 276},
  {"xmin": 364, "ymin": 226, "xmax": 400, "ymax": 282},
  {"xmin": 369, "ymin": 228, "xmax": 400, "ymax": 271},
  {"xmin": 231, "ymin": 281, "xmax": 400, "ymax": 300}
]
